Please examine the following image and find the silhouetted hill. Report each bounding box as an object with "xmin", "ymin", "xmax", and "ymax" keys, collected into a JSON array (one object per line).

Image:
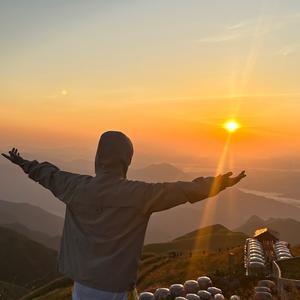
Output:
[
  {"xmin": 236, "ymin": 215, "xmax": 300, "ymax": 245},
  {"xmin": 0, "ymin": 226, "xmax": 59, "ymax": 288},
  {"xmin": 0, "ymin": 199, "xmax": 64, "ymax": 236},
  {"xmin": 143, "ymin": 224, "xmax": 246, "ymax": 253},
  {"xmin": 146, "ymin": 205, "xmax": 210, "ymax": 244},
  {"xmin": 1, "ymin": 222, "xmax": 60, "ymax": 250}
]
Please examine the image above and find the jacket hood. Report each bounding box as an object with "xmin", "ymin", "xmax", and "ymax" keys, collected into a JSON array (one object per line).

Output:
[{"xmin": 95, "ymin": 131, "xmax": 134, "ymax": 177}]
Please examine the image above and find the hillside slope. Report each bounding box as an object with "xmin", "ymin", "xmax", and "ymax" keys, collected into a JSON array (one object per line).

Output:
[
  {"xmin": 138, "ymin": 246, "xmax": 255, "ymax": 298},
  {"xmin": 0, "ymin": 281, "xmax": 28, "ymax": 300},
  {"xmin": 144, "ymin": 224, "xmax": 247, "ymax": 253},
  {"xmin": 18, "ymin": 225, "xmax": 250, "ymax": 300},
  {"xmin": 0, "ymin": 226, "xmax": 60, "ymax": 288},
  {"xmin": 18, "ymin": 277, "xmax": 73, "ymax": 300},
  {"xmin": 1, "ymin": 222, "xmax": 60, "ymax": 250},
  {"xmin": 19, "ymin": 244, "xmax": 253, "ymax": 300}
]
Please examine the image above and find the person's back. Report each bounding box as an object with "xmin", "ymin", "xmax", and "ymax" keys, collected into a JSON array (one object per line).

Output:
[
  {"xmin": 63, "ymin": 173, "xmax": 152, "ymax": 292},
  {"xmin": 1, "ymin": 131, "xmax": 246, "ymax": 299}
]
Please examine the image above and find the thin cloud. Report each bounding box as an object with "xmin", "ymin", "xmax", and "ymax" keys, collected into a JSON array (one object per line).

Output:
[
  {"xmin": 276, "ymin": 45, "xmax": 298, "ymax": 56},
  {"xmin": 226, "ymin": 21, "xmax": 248, "ymax": 30},
  {"xmin": 141, "ymin": 93, "xmax": 300, "ymax": 103},
  {"xmin": 196, "ymin": 12, "xmax": 300, "ymax": 44},
  {"xmin": 197, "ymin": 32, "xmax": 241, "ymax": 43},
  {"xmin": 196, "ymin": 19, "xmax": 267, "ymax": 44}
]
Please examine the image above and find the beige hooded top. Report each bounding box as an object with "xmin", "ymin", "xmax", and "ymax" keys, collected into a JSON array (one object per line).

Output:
[{"xmin": 19, "ymin": 131, "xmax": 227, "ymax": 292}]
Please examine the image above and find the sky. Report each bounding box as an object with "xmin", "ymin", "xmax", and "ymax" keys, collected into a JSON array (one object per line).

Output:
[{"xmin": 1, "ymin": 0, "xmax": 300, "ymax": 168}]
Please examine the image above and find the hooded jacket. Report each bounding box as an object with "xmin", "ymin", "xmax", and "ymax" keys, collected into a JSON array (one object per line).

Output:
[{"xmin": 19, "ymin": 131, "xmax": 226, "ymax": 292}]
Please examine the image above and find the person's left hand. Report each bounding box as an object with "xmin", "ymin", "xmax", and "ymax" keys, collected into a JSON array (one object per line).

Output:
[
  {"xmin": 1, "ymin": 148, "xmax": 25, "ymax": 165},
  {"xmin": 219, "ymin": 170, "xmax": 246, "ymax": 188}
]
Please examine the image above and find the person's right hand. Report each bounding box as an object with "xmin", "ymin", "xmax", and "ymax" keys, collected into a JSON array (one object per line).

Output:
[{"xmin": 1, "ymin": 148, "xmax": 25, "ymax": 166}]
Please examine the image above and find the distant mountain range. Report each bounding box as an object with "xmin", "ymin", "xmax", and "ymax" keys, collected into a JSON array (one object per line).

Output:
[
  {"xmin": 1, "ymin": 157, "xmax": 300, "ymax": 215},
  {"xmin": 235, "ymin": 215, "xmax": 300, "ymax": 245},
  {"xmin": 1, "ymin": 162, "xmax": 300, "ymax": 245},
  {"xmin": 128, "ymin": 163, "xmax": 187, "ymax": 182},
  {"xmin": 145, "ymin": 186, "xmax": 300, "ymax": 244},
  {"xmin": 129, "ymin": 163, "xmax": 300, "ymax": 243},
  {"xmin": 236, "ymin": 168, "xmax": 300, "ymax": 199}
]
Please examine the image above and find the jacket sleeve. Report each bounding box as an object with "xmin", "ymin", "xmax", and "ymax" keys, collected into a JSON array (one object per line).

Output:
[
  {"xmin": 126, "ymin": 176, "xmax": 226, "ymax": 215},
  {"xmin": 18, "ymin": 159, "xmax": 86, "ymax": 204}
]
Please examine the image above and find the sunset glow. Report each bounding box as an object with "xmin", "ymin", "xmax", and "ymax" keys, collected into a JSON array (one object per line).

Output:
[{"xmin": 0, "ymin": 1, "xmax": 299, "ymax": 162}]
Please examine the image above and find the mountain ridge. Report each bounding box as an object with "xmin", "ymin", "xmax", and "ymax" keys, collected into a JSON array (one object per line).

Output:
[
  {"xmin": 0, "ymin": 199, "xmax": 64, "ymax": 237},
  {"xmin": 236, "ymin": 215, "xmax": 300, "ymax": 244},
  {"xmin": 143, "ymin": 224, "xmax": 247, "ymax": 253}
]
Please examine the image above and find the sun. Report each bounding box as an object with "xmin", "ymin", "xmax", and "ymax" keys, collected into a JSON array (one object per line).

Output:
[
  {"xmin": 61, "ymin": 89, "xmax": 68, "ymax": 96},
  {"xmin": 224, "ymin": 120, "xmax": 240, "ymax": 132}
]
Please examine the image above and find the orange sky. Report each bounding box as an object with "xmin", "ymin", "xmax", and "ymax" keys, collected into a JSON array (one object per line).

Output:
[{"xmin": 1, "ymin": 1, "xmax": 300, "ymax": 164}]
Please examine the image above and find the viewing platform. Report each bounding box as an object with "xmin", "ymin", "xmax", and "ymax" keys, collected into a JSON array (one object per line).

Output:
[{"xmin": 244, "ymin": 227, "xmax": 300, "ymax": 299}]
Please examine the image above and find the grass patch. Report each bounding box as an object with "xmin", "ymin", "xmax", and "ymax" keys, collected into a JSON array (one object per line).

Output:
[{"xmin": 0, "ymin": 281, "xmax": 28, "ymax": 300}]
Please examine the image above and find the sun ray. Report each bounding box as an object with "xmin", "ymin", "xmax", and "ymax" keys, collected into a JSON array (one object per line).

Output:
[{"xmin": 185, "ymin": 133, "xmax": 232, "ymax": 278}]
